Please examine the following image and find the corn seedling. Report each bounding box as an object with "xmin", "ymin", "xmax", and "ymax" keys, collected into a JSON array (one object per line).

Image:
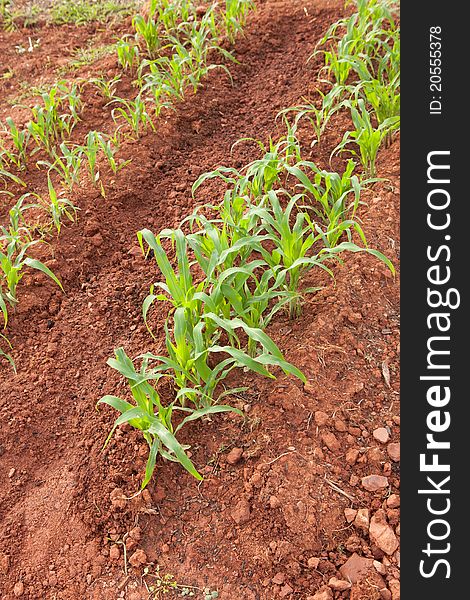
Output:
[
  {"xmin": 208, "ymin": 262, "xmax": 291, "ymax": 355},
  {"xmin": 1, "ymin": 117, "xmax": 30, "ymax": 168},
  {"xmin": 139, "ymin": 59, "xmax": 185, "ymax": 113},
  {"xmin": 26, "ymin": 82, "xmax": 82, "ymax": 155},
  {"xmin": 41, "ymin": 174, "xmax": 78, "ymax": 234},
  {"xmin": 280, "ymin": 85, "xmax": 344, "ymax": 146},
  {"xmin": 286, "ymin": 158, "xmax": 372, "ymax": 247},
  {"xmin": 193, "ymin": 125, "xmax": 301, "ymax": 199},
  {"xmin": 89, "ymin": 75, "xmax": 121, "ymax": 100},
  {"xmin": 138, "ymin": 227, "xmax": 209, "ymax": 334},
  {"xmin": 223, "ymin": 0, "xmax": 255, "ymax": 43},
  {"xmin": 1, "ymin": 197, "xmax": 63, "ymax": 327},
  {"xmin": 246, "ymin": 189, "xmax": 393, "ymax": 317},
  {"xmin": 133, "ymin": 4, "xmax": 161, "ymax": 59},
  {"xmin": 332, "ymin": 98, "xmax": 399, "ymax": 177},
  {"xmin": 0, "ymin": 166, "xmax": 26, "ymax": 190},
  {"xmin": 116, "ymin": 36, "xmax": 140, "ymax": 71},
  {"xmin": 98, "ymin": 346, "xmax": 242, "ymax": 488},
  {"xmin": 37, "ymin": 141, "xmax": 83, "ymax": 191},
  {"xmin": 146, "ymin": 307, "xmax": 305, "ymax": 408},
  {"xmin": 110, "ymin": 95, "xmax": 155, "ymax": 138},
  {"xmin": 353, "ymin": 75, "xmax": 400, "ymax": 145},
  {"xmin": 157, "ymin": 0, "xmax": 193, "ymax": 36}
]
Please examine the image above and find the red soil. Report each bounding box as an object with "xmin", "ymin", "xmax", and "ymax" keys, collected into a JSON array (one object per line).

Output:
[{"xmin": 0, "ymin": 1, "xmax": 400, "ymax": 599}]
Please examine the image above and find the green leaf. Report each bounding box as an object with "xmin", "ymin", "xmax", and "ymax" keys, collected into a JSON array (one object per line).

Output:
[
  {"xmin": 23, "ymin": 258, "xmax": 64, "ymax": 291},
  {"xmin": 175, "ymin": 404, "xmax": 243, "ymax": 432},
  {"xmin": 148, "ymin": 417, "xmax": 202, "ymax": 480}
]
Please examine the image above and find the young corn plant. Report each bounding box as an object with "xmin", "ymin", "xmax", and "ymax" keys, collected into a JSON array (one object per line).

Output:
[
  {"xmin": 110, "ymin": 95, "xmax": 155, "ymax": 138},
  {"xmin": 89, "ymin": 75, "xmax": 121, "ymax": 100},
  {"xmin": 193, "ymin": 124, "xmax": 301, "ymax": 199},
  {"xmin": 279, "ymin": 85, "xmax": 344, "ymax": 146},
  {"xmin": 26, "ymin": 82, "xmax": 82, "ymax": 155},
  {"xmin": 223, "ymin": 0, "xmax": 255, "ymax": 43},
  {"xmin": 137, "ymin": 227, "xmax": 209, "ymax": 336},
  {"xmin": 98, "ymin": 346, "xmax": 242, "ymax": 489},
  {"xmin": 145, "ymin": 307, "xmax": 305, "ymax": 409},
  {"xmin": 116, "ymin": 36, "xmax": 140, "ymax": 71},
  {"xmin": 332, "ymin": 98, "xmax": 399, "ymax": 177},
  {"xmin": 133, "ymin": 3, "xmax": 161, "ymax": 59},
  {"xmin": 0, "ymin": 166, "xmax": 26, "ymax": 190},
  {"xmin": 286, "ymin": 158, "xmax": 372, "ymax": 247},
  {"xmin": 247, "ymin": 190, "xmax": 393, "ymax": 318},
  {"xmin": 1, "ymin": 117, "xmax": 30, "ymax": 169},
  {"xmin": 140, "ymin": 59, "xmax": 186, "ymax": 114},
  {"xmin": 40, "ymin": 174, "xmax": 78, "ymax": 234},
  {"xmin": 208, "ymin": 262, "xmax": 291, "ymax": 356},
  {"xmin": 354, "ymin": 75, "xmax": 400, "ymax": 145},
  {"xmin": 157, "ymin": 0, "xmax": 193, "ymax": 35},
  {"xmin": 37, "ymin": 141, "xmax": 83, "ymax": 191},
  {"xmin": 1, "ymin": 197, "xmax": 63, "ymax": 327},
  {"xmin": 80, "ymin": 130, "xmax": 126, "ymax": 189}
]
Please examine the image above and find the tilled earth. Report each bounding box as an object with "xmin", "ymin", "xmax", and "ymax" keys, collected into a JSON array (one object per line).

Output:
[{"xmin": 0, "ymin": 1, "xmax": 400, "ymax": 599}]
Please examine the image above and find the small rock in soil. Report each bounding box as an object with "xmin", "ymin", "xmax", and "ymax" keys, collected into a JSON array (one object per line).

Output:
[
  {"xmin": 110, "ymin": 488, "xmax": 127, "ymax": 510},
  {"xmin": 346, "ymin": 448, "xmax": 360, "ymax": 465},
  {"xmin": 386, "ymin": 494, "xmax": 400, "ymax": 508},
  {"xmin": 305, "ymin": 558, "xmax": 318, "ymax": 570},
  {"xmin": 226, "ymin": 447, "xmax": 243, "ymax": 465},
  {"xmin": 321, "ymin": 431, "xmax": 340, "ymax": 452},
  {"xmin": 362, "ymin": 475, "xmax": 389, "ymax": 492},
  {"xmin": 13, "ymin": 581, "xmax": 24, "ymax": 597},
  {"xmin": 311, "ymin": 586, "xmax": 333, "ymax": 600},
  {"xmin": 280, "ymin": 584, "xmax": 293, "ymax": 597},
  {"xmin": 344, "ymin": 508, "xmax": 357, "ymax": 523},
  {"xmin": 339, "ymin": 553, "xmax": 374, "ymax": 583},
  {"xmin": 272, "ymin": 572, "xmax": 285, "ymax": 585},
  {"xmin": 368, "ymin": 447, "xmax": 383, "ymax": 463},
  {"xmin": 0, "ymin": 552, "xmax": 9, "ymax": 575},
  {"xmin": 91, "ymin": 233, "xmax": 104, "ymax": 248},
  {"xmin": 109, "ymin": 545, "xmax": 120, "ymax": 560},
  {"xmin": 129, "ymin": 526, "xmax": 142, "ymax": 541},
  {"xmin": 373, "ymin": 560, "xmax": 387, "ymax": 575},
  {"xmin": 328, "ymin": 577, "xmax": 351, "ymax": 591},
  {"xmin": 129, "ymin": 549, "xmax": 147, "ymax": 568},
  {"xmin": 373, "ymin": 428, "xmax": 390, "ymax": 444},
  {"xmin": 369, "ymin": 510, "xmax": 399, "ymax": 555},
  {"xmin": 269, "ymin": 495, "xmax": 280, "ymax": 509},
  {"xmin": 389, "ymin": 577, "xmax": 400, "ymax": 600},
  {"xmin": 354, "ymin": 508, "xmax": 370, "ymax": 532},
  {"xmin": 387, "ymin": 443, "xmax": 400, "ymax": 462},
  {"xmin": 231, "ymin": 499, "xmax": 251, "ymax": 525},
  {"xmin": 314, "ymin": 411, "xmax": 329, "ymax": 426}
]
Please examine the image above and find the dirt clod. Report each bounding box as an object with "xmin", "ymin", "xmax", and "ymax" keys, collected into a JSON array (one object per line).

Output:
[
  {"xmin": 373, "ymin": 428, "xmax": 390, "ymax": 444},
  {"xmin": 231, "ymin": 499, "xmax": 251, "ymax": 525},
  {"xmin": 129, "ymin": 549, "xmax": 147, "ymax": 568},
  {"xmin": 226, "ymin": 447, "xmax": 244, "ymax": 465},
  {"xmin": 369, "ymin": 510, "xmax": 399, "ymax": 555},
  {"xmin": 362, "ymin": 475, "xmax": 389, "ymax": 492}
]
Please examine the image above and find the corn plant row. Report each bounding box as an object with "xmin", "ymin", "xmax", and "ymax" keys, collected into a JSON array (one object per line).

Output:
[
  {"xmin": 284, "ymin": 0, "xmax": 400, "ymax": 176},
  {"xmin": 1, "ymin": 1, "xmax": 254, "ymax": 194},
  {"xmin": 1, "ymin": 1, "xmax": 255, "ymax": 198},
  {"xmin": 1, "ymin": 1, "xmax": 256, "ymax": 368},
  {"xmin": 112, "ymin": 0, "xmax": 254, "ymax": 136},
  {"xmin": 99, "ymin": 122, "xmax": 394, "ymax": 489}
]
